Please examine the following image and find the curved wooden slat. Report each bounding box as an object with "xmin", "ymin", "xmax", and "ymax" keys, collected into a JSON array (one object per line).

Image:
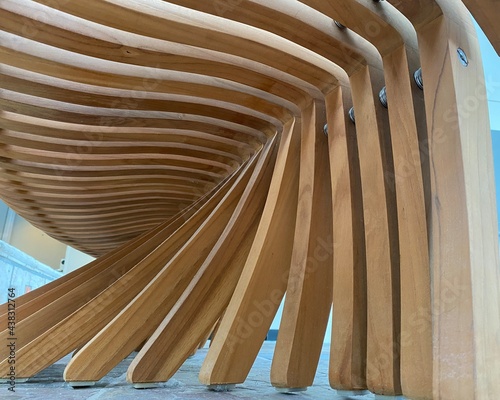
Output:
[
  {"xmin": 0, "ymin": 165, "xmax": 243, "ymax": 360},
  {"xmin": 270, "ymin": 100, "xmax": 333, "ymax": 390},
  {"xmin": 0, "ymin": 2, "xmax": 498, "ymax": 399},
  {"xmin": 325, "ymin": 86, "xmax": 367, "ymax": 391},
  {"xmin": 199, "ymin": 117, "xmax": 301, "ymax": 387},
  {"xmin": 122, "ymin": 123, "xmax": 280, "ymax": 384},
  {"xmin": 59, "ymin": 137, "xmax": 275, "ymax": 384},
  {"xmin": 387, "ymin": 1, "xmax": 500, "ymax": 398}
]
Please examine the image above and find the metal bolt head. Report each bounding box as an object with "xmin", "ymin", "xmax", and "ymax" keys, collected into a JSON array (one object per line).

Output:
[
  {"xmin": 334, "ymin": 20, "xmax": 346, "ymax": 29},
  {"xmin": 414, "ymin": 68, "xmax": 424, "ymax": 90},
  {"xmin": 348, "ymin": 107, "xmax": 355, "ymax": 124},
  {"xmin": 457, "ymin": 48, "xmax": 469, "ymax": 67},
  {"xmin": 379, "ymin": 87, "xmax": 388, "ymax": 108},
  {"xmin": 323, "ymin": 124, "xmax": 329, "ymax": 137}
]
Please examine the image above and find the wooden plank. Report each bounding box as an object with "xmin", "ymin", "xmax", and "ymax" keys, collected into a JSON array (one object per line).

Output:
[
  {"xmin": 388, "ymin": 1, "xmax": 500, "ymax": 398},
  {"xmin": 199, "ymin": 118, "xmax": 301, "ymax": 386},
  {"xmin": 349, "ymin": 65, "xmax": 401, "ymax": 396},
  {"xmin": 317, "ymin": 3, "xmax": 433, "ymax": 397},
  {"xmin": 270, "ymin": 100, "xmax": 333, "ymax": 390},
  {"xmin": 324, "ymin": 86, "xmax": 367, "ymax": 391},
  {"xmin": 0, "ymin": 150, "xmax": 259, "ymax": 378},
  {"xmin": 27, "ymin": 0, "xmax": 338, "ymax": 97},
  {"xmin": 155, "ymin": 4, "xmax": 385, "ymax": 391},
  {"xmin": 124, "ymin": 129, "xmax": 279, "ymax": 384},
  {"xmin": 297, "ymin": 3, "xmax": 440, "ymax": 395},
  {"xmin": 0, "ymin": 178, "xmax": 224, "ymax": 342}
]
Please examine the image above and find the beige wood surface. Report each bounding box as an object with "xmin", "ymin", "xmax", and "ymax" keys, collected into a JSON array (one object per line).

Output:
[
  {"xmin": 0, "ymin": 186, "xmax": 215, "ymax": 322},
  {"xmin": 388, "ymin": 1, "xmax": 500, "ymax": 398},
  {"xmin": 270, "ymin": 100, "xmax": 333, "ymax": 389},
  {"xmin": 348, "ymin": 64, "xmax": 401, "ymax": 397},
  {"xmin": 0, "ymin": 1, "xmax": 499, "ymax": 398},
  {"xmin": 0, "ymin": 174, "xmax": 235, "ymax": 363},
  {"xmin": 124, "ymin": 131, "xmax": 279, "ymax": 384},
  {"xmin": 321, "ymin": 3, "xmax": 433, "ymax": 397},
  {"xmin": 325, "ymin": 87, "xmax": 367, "ymax": 391},
  {"xmin": 161, "ymin": 2, "xmax": 396, "ymax": 392},
  {"xmin": 199, "ymin": 119, "xmax": 301, "ymax": 386},
  {"xmin": 0, "ymin": 152, "xmax": 259, "ymax": 378}
]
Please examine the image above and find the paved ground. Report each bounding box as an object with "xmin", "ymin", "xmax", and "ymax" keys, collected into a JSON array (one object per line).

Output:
[{"xmin": 2, "ymin": 343, "xmax": 404, "ymax": 399}]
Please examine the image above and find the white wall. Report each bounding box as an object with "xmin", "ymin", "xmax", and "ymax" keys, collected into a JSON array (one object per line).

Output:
[
  {"xmin": 8, "ymin": 213, "xmax": 67, "ymax": 270},
  {"xmin": 63, "ymin": 246, "xmax": 95, "ymax": 274}
]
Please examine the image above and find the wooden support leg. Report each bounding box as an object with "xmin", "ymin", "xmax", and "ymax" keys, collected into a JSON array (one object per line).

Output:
[
  {"xmin": 0, "ymin": 172, "xmax": 234, "ymax": 364},
  {"xmin": 0, "ymin": 156, "xmax": 254, "ymax": 379},
  {"xmin": 0, "ymin": 188, "xmax": 216, "ymax": 359},
  {"xmin": 125, "ymin": 132, "xmax": 278, "ymax": 384},
  {"xmin": 383, "ymin": 43, "xmax": 433, "ymax": 399},
  {"xmin": 60, "ymin": 150, "xmax": 262, "ymax": 384},
  {"xmin": 349, "ymin": 65, "xmax": 401, "ymax": 396},
  {"xmin": 325, "ymin": 86, "xmax": 367, "ymax": 392},
  {"xmin": 270, "ymin": 100, "xmax": 333, "ymax": 390},
  {"xmin": 199, "ymin": 118, "xmax": 301, "ymax": 386},
  {"xmin": 384, "ymin": 1, "xmax": 500, "ymax": 398},
  {"xmin": 391, "ymin": 2, "xmax": 500, "ymax": 398}
]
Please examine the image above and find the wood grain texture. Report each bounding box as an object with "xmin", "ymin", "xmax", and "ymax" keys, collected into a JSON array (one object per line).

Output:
[
  {"xmin": 325, "ymin": 87, "xmax": 367, "ymax": 391},
  {"xmin": 389, "ymin": 1, "xmax": 500, "ymax": 398},
  {"xmin": 349, "ymin": 65, "xmax": 401, "ymax": 396},
  {"xmin": 0, "ymin": 152, "xmax": 258, "ymax": 378},
  {"xmin": 270, "ymin": 100, "xmax": 333, "ymax": 389},
  {"xmin": 0, "ymin": 173, "xmax": 235, "ymax": 363},
  {"xmin": 0, "ymin": 1, "xmax": 498, "ymax": 398},
  {"xmin": 199, "ymin": 119, "xmax": 301, "ymax": 386},
  {"xmin": 125, "ymin": 130, "xmax": 278, "ymax": 384}
]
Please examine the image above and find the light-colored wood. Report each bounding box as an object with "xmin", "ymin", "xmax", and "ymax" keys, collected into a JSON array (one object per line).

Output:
[
  {"xmin": 160, "ymin": 0, "xmax": 393, "ymax": 390},
  {"xmin": 26, "ymin": 0, "xmax": 339, "ymax": 95},
  {"xmin": 0, "ymin": 1, "xmax": 498, "ymax": 397},
  {"xmin": 325, "ymin": 87, "xmax": 367, "ymax": 391},
  {"xmin": 387, "ymin": 1, "xmax": 500, "ymax": 398},
  {"xmin": 124, "ymin": 131, "xmax": 278, "ymax": 384},
  {"xmin": 54, "ymin": 146, "xmax": 266, "ymax": 383},
  {"xmin": 296, "ymin": 2, "xmax": 433, "ymax": 396},
  {"xmin": 0, "ymin": 175, "xmax": 232, "ymax": 359},
  {"xmin": 348, "ymin": 64, "xmax": 401, "ymax": 397},
  {"xmin": 0, "ymin": 151, "xmax": 259, "ymax": 378},
  {"xmin": 313, "ymin": 3, "xmax": 433, "ymax": 397},
  {"xmin": 199, "ymin": 118, "xmax": 301, "ymax": 386},
  {"xmin": 270, "ymin": 100, "xmax": 333, "ymax": 389}
]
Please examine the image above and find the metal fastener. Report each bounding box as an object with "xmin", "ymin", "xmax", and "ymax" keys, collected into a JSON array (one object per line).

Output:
[
  {"xmin": 414, "ymin": 68, "xmax": 424, "ymax": 90},
  {"xmin": 334, "ymin": 20, "xmax": 346, "ymax": 29},
  {"xmin": 379, "ymin": 86, "xmax": 388, "ymax": 108},
  {"xmin": 457, "ymin": 48, "xmax": 469, "ymax": 67},
  {"xmin": 348, "ymin": 107, "xmax": 355, "ymax": 124}
]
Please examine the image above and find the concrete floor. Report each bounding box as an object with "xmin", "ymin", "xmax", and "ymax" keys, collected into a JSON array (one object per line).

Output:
[{"xmin": 2, "ymin": 343, "xmax": 403, "ymax": 399}]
